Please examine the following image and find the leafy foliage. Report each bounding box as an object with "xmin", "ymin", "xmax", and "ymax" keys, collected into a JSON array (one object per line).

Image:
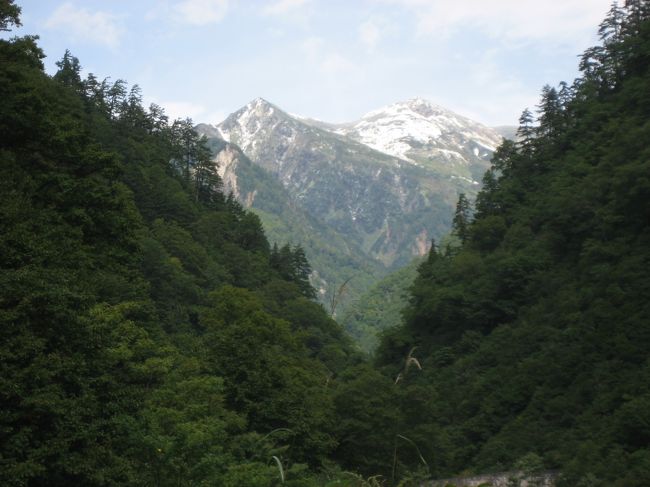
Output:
[
  {"xmin": 374, "ymin": 2, "xmax": 650, "ymax": 484},
  {"xmin": 0, "ymin": 5, "xmax": 361, "ymax": 484},
  {"xmin": 340, "ymin": 258, "xmax": 422, "ymax": 353}
]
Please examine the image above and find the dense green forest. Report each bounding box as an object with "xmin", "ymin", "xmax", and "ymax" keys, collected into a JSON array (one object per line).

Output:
[
  {"xmin": 375, "ymin": 1, "xmax": 650, "ymax": 484},
  {"xmin": 0, "ymin": 3, "xmax": 363, "ymax": 484},
  {"xmin": 2, "ymin": 1, "xmax": 650, "ymax": 486},
  {"xmin": 341, "ymin": 257, "xmax": 422, "ymax": 353}
]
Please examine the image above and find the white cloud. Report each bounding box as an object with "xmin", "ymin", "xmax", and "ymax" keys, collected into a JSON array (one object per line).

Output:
[
  {"xmin": 156, "ymin": 100, "xmax": 208, "ymax": 122},
  {"xmin": 263, "ymin": 0, "xmax": 309, "ymax": 16},
  {"xmin": 174, "ymin": 0, "xmax": 229, "ymax": 26},
  {"xmin": 45, "ymin": 3, "xmax": 122, "ymax": 49},
  {"xmin": 359, "ymin": 19, "xmax": 381, "ymax": 51},
  {"xmin": 381, "ymin": 0, "xmax": 611, "ymax": 45}
]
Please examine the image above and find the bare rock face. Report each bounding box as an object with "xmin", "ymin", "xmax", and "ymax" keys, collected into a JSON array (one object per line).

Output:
[{"xmin": 213, "ymin": 142, "xmax": 241, "ymax": 198}]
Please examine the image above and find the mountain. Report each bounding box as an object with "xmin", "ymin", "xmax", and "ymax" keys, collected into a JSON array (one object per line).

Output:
[
  {"xmin": 200, "ymin": 98, "xmax": 502, "ymax": 270},
  {"xmin": 330, "ymin": 98, "xmax": 502, "ymax": 184},
  {"xmin": 198, "ymin": 98, "xmax": 503, "ymax": 331},
  {"xmin": 200, "ymin": 134, "xmax": 385, "ymax": 308},
  {"xmin": 492, "ymin": 125, "xmax": 519, "ymax": 140}
]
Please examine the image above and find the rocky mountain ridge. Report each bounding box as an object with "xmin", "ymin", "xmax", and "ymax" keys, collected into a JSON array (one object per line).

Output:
[
  {"xmin": 196, "ymin": 97, "xmax": 503, "ymax": 316},
  {"xmin": 329, "ymin": 98, "xmax": 502, "ymax": 184},
  {"xmin": 200, "ymin": 98, "xmax": 502, "ymax": 264}
]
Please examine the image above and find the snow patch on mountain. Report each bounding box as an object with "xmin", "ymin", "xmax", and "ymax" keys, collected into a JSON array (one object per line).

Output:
[
  {"xmin": 334, "ymin": 98, "xmax": 502, "ymax": 166},
  {"xmin": 217, "ymin": 98, "xmax": 285, "ymax": 157}
]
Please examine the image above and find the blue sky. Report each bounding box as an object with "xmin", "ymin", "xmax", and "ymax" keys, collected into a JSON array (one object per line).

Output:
[{"xmin": 11, "ymin": 0, "xmax": 613, "ymax": 126}]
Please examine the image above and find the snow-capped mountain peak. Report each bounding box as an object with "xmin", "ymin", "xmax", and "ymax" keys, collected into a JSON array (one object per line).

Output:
[
  {"xmin": 214, "ymin": 98, "xmax": 293, "ymax": 154},
  {"xmin": 196, "ymin": 96, "xmax": 504, "ymax": 270},
  {"xmin": 334, "ymin": 98, "xmax": 502, "ymax": 166}
]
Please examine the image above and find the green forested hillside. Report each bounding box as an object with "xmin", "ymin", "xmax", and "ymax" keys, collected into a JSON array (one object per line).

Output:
[
  {"xmin": 340, "ymin": 257, "xmax": 422, "ymax": 353},
  {"xmin": 202, "ymin": 136, "xmax": 387, "ymax": 315},
  {"xmin": 371, "ymin": 2, "xmax": 650, "ymax": 484},
  {"xmin": 0, "ymin": 6, "xmax": 363, "ymax": 485}
]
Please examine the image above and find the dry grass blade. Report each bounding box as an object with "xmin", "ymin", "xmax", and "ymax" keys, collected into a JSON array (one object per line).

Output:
[
  {"xmin": 395, "ymin": 346, "xmax": 422, "ymax": 384},
  {"xmin": 406, "ymin": 357, "xmax": 421, "ymax": 371},
  {"xmin": 271, "ymin": 455, "xmax": 285, "ymax": 483},
  {"xmin": 396, "ymin": 434, "xmax": 429, "ymax": 470}
]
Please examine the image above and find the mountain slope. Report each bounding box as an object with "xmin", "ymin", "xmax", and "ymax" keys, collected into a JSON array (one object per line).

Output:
[
  {"xmin": 201, "ymin": 134, "xmax": 385, "ymax": 309},
  {"xmin": 203, "ymin": 98, "xmax": 500, "ymax": 269},
  {"xmin": 340, "ymin": 256, "xmax": 422, "ymax": 353},
  {"xmin": 373, "ymin": 6, "xmax": 650, "ymax": 483},
  {"xmin": 331, "ymin": 98, "xmax": 502, "ymax": 184}
]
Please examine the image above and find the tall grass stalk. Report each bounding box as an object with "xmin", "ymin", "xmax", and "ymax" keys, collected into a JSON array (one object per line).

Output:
[{"xmin": 271, "ymin": 455, "xmax": 285, "ymax": 483}]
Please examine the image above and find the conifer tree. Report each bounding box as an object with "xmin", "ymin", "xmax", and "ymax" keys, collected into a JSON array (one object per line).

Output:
[
  {"xmin": 193, "ymin": 136, "xmax": 221, "ymax": 204},
  {"xmin": 475, "ymin": 169, "xmax": 499, "ymax": 218},
  {"xmin": 426, "ymin": 238, "xmax": 438, "ymax": 264},
  {"xmin": 53, "ymin": 49, "xmax": 82, "ymax": 90},
  {"xmin": 537, "ymin": 85, "xmax": 561, "ymax": 138},
  {"xmin": 516, "ymin": 108, "xmax": 535, "ymax": 155},
  {"xmin": 107, "ymin": 79, "xmax": 127, "ymax": 119},
  {"xmin": 171, "ymin": 118, "xmax": 199, "ymax": 182},
  {"xmin": 0, "ymin": 0, "xmax": 20, "ymax": 31},
  {"xmin": 291, "ymin": 244, "xmax": 315, "ymax": 298},
  {"xmin": 452, "ymin": 193, "xmax": 471, "ymax": 244}
]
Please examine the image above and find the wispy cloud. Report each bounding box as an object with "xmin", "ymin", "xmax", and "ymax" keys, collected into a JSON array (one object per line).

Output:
[
  {"xmin": 174, "ymin": 0, "xmax": 229, "ymax": 26},
  {"xmin": 381, "ymin": 0, "xmax": 610, "ymax": 45},
  {"xmin": 45, "ymin": 2, "xmax": 123, "ymax": 49},
  {"xmin": 263, "ymin": 0, "xmax": 310, "ymax": 16}
]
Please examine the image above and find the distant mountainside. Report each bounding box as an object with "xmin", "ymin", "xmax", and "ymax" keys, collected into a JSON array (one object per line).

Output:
[
  {"xmin": 197, "ymin": 98, "xmax": 502, "ymax": 324},
  {"xmin": 199, "ymin": 135, "xmax": 385, "ymax": 308},
  {"xmin": 200, "ymin": 98, "xmax": 502, "ymax": 263},
  {"xmin": 330, "ymin": 98, "xmax": 502, "ymax": 183},
  {"xmin": 492, "ymin": 125, "xmax": 519, "ymax": 140},
  {"xmin": 340, "ymin": 256, "xmax": 422, "ymax": 353}
]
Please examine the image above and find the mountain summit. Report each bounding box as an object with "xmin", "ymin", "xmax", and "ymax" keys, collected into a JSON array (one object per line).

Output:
[
  {"xmin": 198, "ymin": 97, "xmax": 503, "ymax": 307},
  {"xmin": 216, "ymin": 98, "xmax": 283, "ymax": 156},
  {"xmin": 333, "ymin": 98, "xmax": 502, "ymax": 184}
]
